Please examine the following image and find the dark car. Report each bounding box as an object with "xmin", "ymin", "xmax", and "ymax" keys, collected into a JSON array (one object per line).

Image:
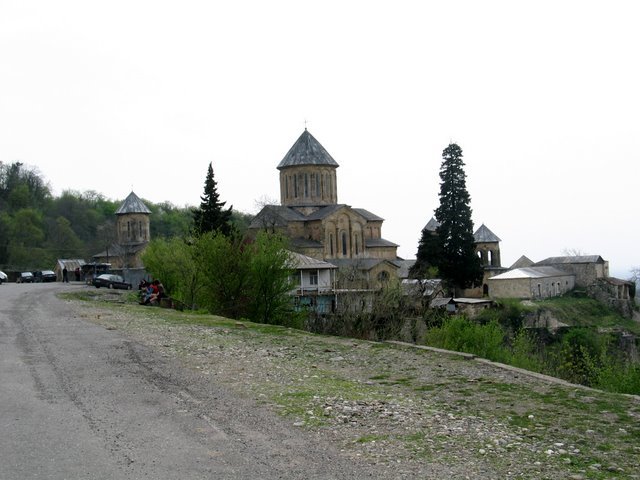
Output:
[
  {"xmin": 34, "ymin": 270, "xmax": 57, "ymax": 282},
  {"xmin": 92, "ymin": 274, "xmax": 132, "ymax": 290},
  {"xmin": 17, "ymin": 272, "xmax": 35, "ymax": 283}
]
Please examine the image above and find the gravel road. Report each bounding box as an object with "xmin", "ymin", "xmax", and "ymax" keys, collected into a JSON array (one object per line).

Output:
[{"xmin": 1, "ymin": 282, "xmax": 385, "ymax": 479}]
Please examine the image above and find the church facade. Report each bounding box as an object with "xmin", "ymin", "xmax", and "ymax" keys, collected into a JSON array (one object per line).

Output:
[{"xmin": 249, "ymin": 129, "xmax": 401, "ymax": 289}]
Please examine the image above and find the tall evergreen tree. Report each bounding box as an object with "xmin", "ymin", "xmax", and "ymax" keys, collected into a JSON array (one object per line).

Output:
[
  {"xmin": 433, "ymin": 143, "xmax": 483, "ymax": 293},
  {"xmin": 192, "ymin": 162, "xmax": 233, "ymax": 237},
  {"xmin": 410, "ymin": 222, "xmax": 442, "ymax": 279}
]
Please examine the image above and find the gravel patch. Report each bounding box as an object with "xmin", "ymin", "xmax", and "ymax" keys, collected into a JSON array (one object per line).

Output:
[{"xmin": 70, "ymin": 291, "xmax": 640, "ymax": 479}]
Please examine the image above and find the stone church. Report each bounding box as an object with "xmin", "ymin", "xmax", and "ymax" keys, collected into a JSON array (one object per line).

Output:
[
  {"xmin": 93, "ymin": 191, "xmax": 151, "ymax": 269},
  {"xmin": 249, "ymin": 129, "xmax": 401, "ymax": 289}
]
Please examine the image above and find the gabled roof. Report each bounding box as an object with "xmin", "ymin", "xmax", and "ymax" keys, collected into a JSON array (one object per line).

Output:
[
  {"xmin": 474, "ymin": 224, "xmax": 500, "ymax": 243},
  {"xmin": 248, "ymin": 205, "xmax": 307, "ymax": 228},
  {"xmin": 57, "ymin": 259, "xmax": 86, "ymax": 270},
  {"xmin": 365, "ymin": 238, "xmax": 399, "ymax": 248},
  {"xmin": 510, "ymin": 255, "xmax": 534, "ymax": 269},
  {"xmin": 304, "ymin": 204, "xmax": 348, "ymax": 221},
  {"xmin": 489, "ymin": 266, "xmax": 574, "ymax": 280},
  {"xmin": 287, "ymin": 251, "xmax": 337, "ymax": 270},
  {"xmin": 535, "ymin": 255, "xmax": 606, "ymax": 266},
  {"xmin": 423, "ymin": 217, "xmax": 440, "ymax": 232},
  {"xmin": 352, "ymin": 208, "xmax": 384, "ymax": 222},
  {"xmin": 115, "ymin": 191, "xmax": 151, "ymax": 215},
  {"xmin": 395, "ymin": 259, "xmax": 416, "ymax": 278},
  {"xmin": 277, "ymin": 129, "xmax": 339, "ymax": 169},
  {"xmin": 289, "ymin": 238, "xmax": 324, "ymax": 249},
  {"xmin": 92, "ymin": 243, "xmax": 147, "ymax": 259},
  {"xmin": 328, "ymin": 258, "xmax": 400, "ymax": 272}
]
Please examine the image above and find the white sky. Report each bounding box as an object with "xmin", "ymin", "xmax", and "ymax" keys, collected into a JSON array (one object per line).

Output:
[{"xmin": 1, "ymin": 0, "xmax": 638, "ymax": 278}]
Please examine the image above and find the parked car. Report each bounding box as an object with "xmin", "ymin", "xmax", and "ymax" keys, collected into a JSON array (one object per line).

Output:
[
  {"xmin": 92, "ymin": 274, "xmax": 132, "ymax": 290},
  {"xmin": 34, "ymin": 270, "xmax": 57, "ymax": 282},
  {"xmin": 17, "ymin": 272, "xmax": 35, "ymax": 283},
  {"xmin": 0, "ymin": 270, "xmax": 7, "ymax": 284}
]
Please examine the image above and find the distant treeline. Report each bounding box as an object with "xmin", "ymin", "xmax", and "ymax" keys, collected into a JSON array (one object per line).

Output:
[{"xmin": 0, "ymin": 161, "xmax": 252, "ymax": 271}]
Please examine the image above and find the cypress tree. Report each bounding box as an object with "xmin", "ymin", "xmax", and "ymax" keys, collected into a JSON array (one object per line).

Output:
[
  {"xmin": 410, "ymin": 220, "xmax": 442, "ymax": 279},
  {"xmin": 433, "ymin": 143, "xmax": 483, "ymax": 293},
  {"xmin": 192, "ymin": 162, "xmax": 233, "ymax": 237}
]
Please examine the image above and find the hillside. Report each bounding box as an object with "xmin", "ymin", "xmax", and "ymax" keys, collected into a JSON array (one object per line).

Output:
[
  {"xmin": 532, "ymin": 296, "xmax": 640, "ymax": 335},
  {"xmin": 71, "ymin": 289, "xmax": 640, "ymax": 479}
]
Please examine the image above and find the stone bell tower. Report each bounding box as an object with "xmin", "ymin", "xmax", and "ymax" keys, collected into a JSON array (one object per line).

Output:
[{"xmin": 115, "ymin": 191, "xmax": 151, "ymax": 245}]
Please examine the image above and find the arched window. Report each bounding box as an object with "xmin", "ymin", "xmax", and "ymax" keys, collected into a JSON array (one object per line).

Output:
[
  {"xmin": 354, "ymin": 233, "xmax": 359, "ymax": 255},
  {"xmin": 294, "ymin": 175, "xmax": 298, "ymax": 197},
  {"xmin": 329, "ymin": 234, "xmax": 334, "ymax": 256},
  {"xmin": 341, "ymin": 232, "xmax": 347, "ymax": 256},
  {"xmin": 304, "ymin": 173, "xmax": 309, "ymax": 197},
  {"xmin": 377, "ymin": 271, "xmax": 390, "ymax": 283}
]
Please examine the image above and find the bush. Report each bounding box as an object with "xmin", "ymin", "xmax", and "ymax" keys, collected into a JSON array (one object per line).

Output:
[{"xmin": 424, "ymin": 316, "xmax": 505, "ymax": 361}]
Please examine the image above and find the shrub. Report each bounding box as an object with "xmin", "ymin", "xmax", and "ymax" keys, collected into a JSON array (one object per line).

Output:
[{"xmin": 424, "ymin": 316, "xmax": 505, "ymax": 361}]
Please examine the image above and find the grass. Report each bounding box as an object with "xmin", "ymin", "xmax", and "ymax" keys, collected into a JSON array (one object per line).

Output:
[{"xmin": 536, "ymin": 295, "xmax": 640, "ymax": 334}]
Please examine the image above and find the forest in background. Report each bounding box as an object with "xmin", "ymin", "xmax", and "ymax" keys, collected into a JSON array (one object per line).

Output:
[{"xmin": 0, "ymin": 161, "xmax": 252, "ymax": 272}]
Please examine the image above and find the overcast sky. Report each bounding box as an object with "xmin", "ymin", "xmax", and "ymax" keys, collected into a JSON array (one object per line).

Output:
[{"xmin": 1, "ymin": 0, "xmax": 638, "ymax": 278}]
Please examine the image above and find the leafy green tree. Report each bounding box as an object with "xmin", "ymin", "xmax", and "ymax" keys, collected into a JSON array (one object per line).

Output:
[
  {"xmin": 45, "ymin": 216, "xmax": 85, "ymax": 258},
  {"xmin": 142, "ymin": 237, "xmax": 206, "ymax": 308},
  {"xmin": 149, "ymin": 201, "xmax": 192, "ymax": 239},
  {"xmin": 194, "ymin": 232, "xmax": 251, "ymax": 318},
  {"xmin": 434, "ymin": 143, "xmax": 483, "ymax": 293},
  {"xmin": 247, "ymin": 232, "xmax": 294, "ymax": 325},
  {"xmin": 7, "ymin": 208, "xmax": 49, "ymax": 268},
  {"xmin": 0, "ymin": 162, "xmax": 50, "ymax": 210},
  {"xmin": 192, "ymin": 162, "xmax": 233, "ymax": 237}
]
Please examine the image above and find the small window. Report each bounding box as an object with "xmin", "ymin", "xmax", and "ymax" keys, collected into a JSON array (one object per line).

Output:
[
  {"xmin": 341, "ymin": 232, "xmax": 347, "ymax": 256},
  {"xmin": 309, "ymin": 271, "xmax": 318, "ymax": 285},
  {"xmin": 377, "ymin": 271, "xmax": 390, "ymax": 283}
]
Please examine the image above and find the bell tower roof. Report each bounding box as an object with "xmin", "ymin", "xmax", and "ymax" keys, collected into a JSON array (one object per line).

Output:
[
  {"xmin": 115, "ymin": 191, "xmax": 151, "ymax": 215},
  {"xmin": 277, "ymin": 129, "xmax": 339, "ymax": 169},
  {"xmin": 474, "ymin": 224, "xmax": 501, "ymax": 243}
]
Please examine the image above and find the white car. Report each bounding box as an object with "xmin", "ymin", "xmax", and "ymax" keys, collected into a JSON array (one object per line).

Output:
[{"xmin": 0, "ymin": 270, "xmax": 7, "ymax": 284}]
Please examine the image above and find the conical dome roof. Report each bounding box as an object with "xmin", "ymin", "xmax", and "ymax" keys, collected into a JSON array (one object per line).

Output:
[
  {"xmin": 277, "ymin": 129, "xmax": 339, "ymax": 169},
  {"xmin": 115, "ymin": 191, "xmax": 151, "ymax": 215},
  {"xmin": 474, "ymin": 224, "xmax": 500, "ymax": 243}
]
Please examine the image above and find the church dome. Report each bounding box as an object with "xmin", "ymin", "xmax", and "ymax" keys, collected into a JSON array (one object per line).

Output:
[
  {"xmin": 277, "ymin": 129, "xmax": 339, "ymax": 169},
  {"xmin": 115, "ymin": 191, "xmax": 151, "ymax": 215}
]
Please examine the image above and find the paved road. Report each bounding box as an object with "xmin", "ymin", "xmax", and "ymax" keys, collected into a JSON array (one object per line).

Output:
[{"xmin": 0, "ymin": 283, "xmax": 377, "ymax": 480}]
